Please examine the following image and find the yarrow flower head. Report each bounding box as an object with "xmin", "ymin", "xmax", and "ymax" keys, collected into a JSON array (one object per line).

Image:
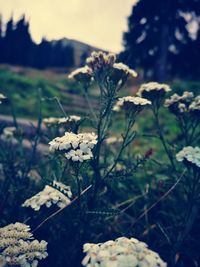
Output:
[
  {"xmin": 86, "ymin": 51, "xmax": 116, "ymax": 73},
  {"xmin": 49, "ymin": 132, "xmax": 97, "ymax": 162},
  {"xmin": 165, "ymin": 91, "xmax": 194, "ymax": 115},
  {"xmin": 22, "ymin": 181, "xmax": 72, "ymax": 211},
  {"xmin": 68, "ymin": 66, "xmax": 93, "ymax": 83},
  {"xmin": 82, "ymin": 237, "xmax": 167, "ymax": 267},
  {"xmin": 105, "ymin": 136, "xmax": 123, "ymax": 145},
  {"xmin": 137, "ymin": 82, "xmax": 171, "ymax": 103},
  {"xmin": 0, "ymin": 93, "xmax": 6, "ymax": 104},
  {"xmin": 113, "ymin": 63, "xmax": 137, "ymax": 78},
  {"xmin": 43, "ymin": 116, "xmax": 81, "ymax": 129},
  {"xmin": 176, "ymin": 146, "xmax": 200, "ymax": 169},
  {"xmin": 85, "ymin": 51, "xmax": 137, "ymax": 83},
  {"xmin": 0, "ymin": 222, "xmax": 48, "ymax": 267},
  {"xmin": 43, "ymin": 117, "xmax": 61, "ymax": 127},
  {"xmin": 189, "ymin": 96, "xmax": 200, "ymax": 117},
  {"xmin": 2, "ymin": 127, "xmax": 16, "ymax": 140},
  {"xmin": 58, "ymin": 115, "xmax": 81, "ymax": 125},
  {"xmin": 113, "ymin": 96, "xmax": 151, "ymax": 115}
]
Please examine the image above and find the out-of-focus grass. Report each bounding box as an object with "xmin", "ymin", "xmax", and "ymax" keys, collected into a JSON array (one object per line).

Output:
[
  {"xmin": 172, "ymin": 79, "xmax": 200, "ymax": 94},
  {"xmin": 0, "ymin": 65, "xmax": 85, "ymax": 118}
]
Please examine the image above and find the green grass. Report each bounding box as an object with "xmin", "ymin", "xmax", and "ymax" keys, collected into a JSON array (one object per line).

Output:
[
  {"xmin": 172, "ymin": 79, "xmax": 200, "ymax": 94},
  {"xmin": 0, "ymin": 65, "xmax": 85, "ymax": 118}
]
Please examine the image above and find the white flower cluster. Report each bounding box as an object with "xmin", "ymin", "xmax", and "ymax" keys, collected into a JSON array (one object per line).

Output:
[
  {"xmin": 49, "ymin": 132, "xmax": 97, "ymax": 162},
  {"xmin": 2, "ymin": 127, "xmax": 16, "ymax": 139},
  {"xmin": 176, "ymin": 146, "xmax": 200, "ymax": 168},
  {"xmin": 68, "ymin": 66, "xmax": 92, "ymax": 81},
  {"xmin": 68, "ymin": 51, "xmax": 137, "ymax": 85},
  {"xmin": 165, "ymin": 91, "xmax": 194, "ymax": 113},
  {"xmin": 189, "ymin": 96, "xmax": 200, "ymax": 113},
  {"xmin": 0, "ymin": 223, "xmax": 48, "ymax": 267},
  {"xmin": 105, "ymin": 136, "xmax": 123, "ymax": 145},
  {"xmin": 113, "ymin": 63, "xmax": 137, "ymax": 78},
  {"xmin": 43, "ymin": 116, "xmax": 81, "ymax": 127},
  {"xmin": 82, "ymin": 237, "xmax": 167, "ymax": 267},
  {"xmin": 0, "ymin": 93, "xmax": 6, "ymax": 104},
  {"xmin": 165, "ymin": 91, "xmax": 200, "ymax": 116},
  {"xmin": 137, "ymin": 82, "xmax": 171, "ymax": 100},
  {"xmin": 43, "ymin": 117, "xmax": 60, "ymax": 126},
  {"xmin": 22, "ymin": 181, "xmax": 72, "ymax": 211},
  {"xmin": 58, "ymin": 115, "xmax": 81, "ymax": 124},
  {"xmin": 86, "ymin": 51, "xmax": 116, "ymax": 72},
  {"xmin": 113, "ymin": 96, "xmax": 151, "ymax": 112}
]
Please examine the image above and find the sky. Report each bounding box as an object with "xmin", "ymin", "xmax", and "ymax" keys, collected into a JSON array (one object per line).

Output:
[{"xmin": 0, "ymin": 0, "xmax": 137, "ymax": 52}]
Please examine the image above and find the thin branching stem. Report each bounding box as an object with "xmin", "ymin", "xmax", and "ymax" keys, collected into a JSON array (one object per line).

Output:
[
  {"xmin": 32, "ymin": 184, "xmax": 92, "ymax": 233},
  {"xmin": 153, "ymin": 105, "xmax": 176, "ymax": 171}
]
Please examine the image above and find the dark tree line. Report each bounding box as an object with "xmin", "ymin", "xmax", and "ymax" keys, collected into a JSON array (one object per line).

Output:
[
  {"xmin": 122, "ymin": 0, "xmax": 200, "ymax": 81},
  {"xmin": 0, "ymin": 15, "xmax": 74, "ymax": 69}
]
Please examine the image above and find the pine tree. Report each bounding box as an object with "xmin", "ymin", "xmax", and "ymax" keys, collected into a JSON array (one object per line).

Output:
[
  {"xmin": 3, "ymin": 15, "xmax": 15, "ymax": 63},
  {"xmin": 36, "ymin": 38, "xmax": 52, "ymax": 69},
  {"xmin": 0, "ymin": 15, "xmax": 75, "ymax": 69},
  {"xmin": 0, "ymin": 15, "xmax": 3, "ymax": 62},
  {"xmin": 12, "ymin": 15, "xmax": 33, "ymax": 65},
  {"xmin": 123, "ymin": 0, "xmax": 200, "ymax": 81}
]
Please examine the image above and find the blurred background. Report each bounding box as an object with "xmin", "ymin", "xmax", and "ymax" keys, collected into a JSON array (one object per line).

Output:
[
  {"xmin": 0, "ymin": 0, "xmax": 200, "ymax": 118},
  {"xmin": 0, "ymin": 0, "xmax": 199, "ymax": 119},
  {"xmin": 0, "ymin": 0, "xmax": 200, "ymax": 80}
]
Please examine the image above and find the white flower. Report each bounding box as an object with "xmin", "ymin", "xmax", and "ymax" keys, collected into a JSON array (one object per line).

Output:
[
  {"xmin": 82, "ymin": 237, "xmax": 167, "ymax": 267},
  {"xmin": 113, "ymin": 96, "xmax": 151, "ymax": 112},
  {"xmin": 0, "ymin": 223, "xmax": 48, "ymax": 267},
  {"xmin": 43, "ymin": 116, "xmax": 81, "ymax": 127},
  {"xmin": 2, "ymin": 127, "xmax": 16, "ymax": 139},
  {"xmin": 49, "ymin": 132, "xmax": 97, "ymax": 162},
  {"xmin": 137, "ymin": 82, "xmax": 171, "ymax": 100},
  {"xmin": 189, "ymin": 96, "xmax": 200, "ymax": 113},
  {"xmin": 176, "ymin": 146, "xmax": 200, "ymax": 168},
  {"xmin": 105, "ymin": 136, "xmax": 123, "ymax": 145},
  {"xmin": 164, "ymin": 93, "xmax": 180, "ymax": 107},
  {"xmin": 58, "ymin": 115, "xmax": 81, "ymax": 124},
  {"xmin": 0, "ymin": 93, "xmax": 6, "ymax": 104},
  {"xmin": 22, "ymin": 181, "xmax": 72, "ymax": 211},
  {"xmin": 178, "ymin": 103, "xmax": 187, "ymax": 113},
  {"xmin": 86, "ymin": 51, "xmax": 116, "ymax": 72},
  {"xmin": 43, "ymin": 117, "xmax": 60, "ymax": 126},
  {"xmin": 113, "ymin": 63, "xmax": 137, "ymax": 78},
  {"xmin": 68, "ymin": 66, "xmax": 92, "ymax": 81},
  {"xmin": 165, "ymin": 91, "xmax": 194, "ymax": 114},
  {"xmin": 181, "ymin": 91, "xmax": 194, "ymax": 101}
]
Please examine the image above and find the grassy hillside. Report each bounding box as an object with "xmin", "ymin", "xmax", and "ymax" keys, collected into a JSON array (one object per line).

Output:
[
  {"xmin": 0, "ymin": 64, "xmax": 199, "ymax": 121},
  {"xmin": 0, "ymin": 65, "xmax": 98, "ymax": 119}
]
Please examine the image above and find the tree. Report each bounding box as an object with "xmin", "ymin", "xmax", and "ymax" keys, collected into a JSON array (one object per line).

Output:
[
  {"xmin": 122, "ymin": 0, "xmax": 200, "ymax": 81},
  {"xmin": 3, "ymin": 16, "xmax": 15, "ymax": 63},
  {"xmin": 12, "ymin": 15, "xmax": 33, "ymax": 66},
  {"xmin": 0, "ymin": 16, "xmax": 75, "ymax": 69},
  {"xmin": 0, "ymin": 15, "xmax": 3, "ymax": 62},
  {"xmin": 36, "ymin": 38, "xmax": 53, "ymax": 69}
]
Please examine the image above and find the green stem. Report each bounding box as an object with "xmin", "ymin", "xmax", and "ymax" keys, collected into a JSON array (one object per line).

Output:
[
  {"xmin": 9, "ymin": 98, "xmax": 18, "ymax": 129},
  {"xmin": 153, "ymin": 107, "xmax": 176, "ymax": 171},
  {"xmin": 82, "ymin": 89, "xmax": 98, "ymax": 122},
  {"xmin": 103, "ymin": 115, "xmax": 135, "ymax": 180},
  {"xmin": 54, "ymin": 97, "xmax": 67, "ymax": 117}
]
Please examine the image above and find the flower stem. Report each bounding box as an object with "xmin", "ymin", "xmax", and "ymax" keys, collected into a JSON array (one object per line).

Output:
[{"xmin": 153, "ymin": 106, "xmax": 176, "ymax": 171}]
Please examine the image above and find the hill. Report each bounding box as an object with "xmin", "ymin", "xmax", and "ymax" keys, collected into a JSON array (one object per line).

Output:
[
  {"xmin": 52, "ymin": 38, "xmax": 105, "ymax": 66},
  {"xmin": 0, "ymin": 64, "xmax": 99, "ymax": 119}
]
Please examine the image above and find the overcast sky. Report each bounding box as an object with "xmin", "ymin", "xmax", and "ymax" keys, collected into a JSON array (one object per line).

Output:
[{"xmin": 0, "ymin": 0, "xmax": 137, "ymax": 52}]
